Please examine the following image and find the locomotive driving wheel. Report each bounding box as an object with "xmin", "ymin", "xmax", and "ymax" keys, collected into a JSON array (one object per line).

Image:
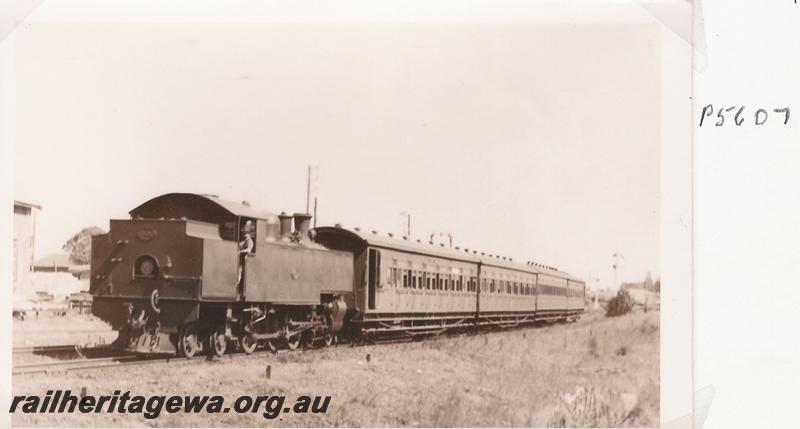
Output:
[
  {"xmin": 208, "ymin": 326, "xmax": 227, "ymax": 357},
  {"xmin": 239, "ymin": 332, "xmax": 257, "ymax": 354},
  {"xmin": 323, "ymin": 331, "xmax": 335, "ymax": 347},
  {"xmin": 286, "ymin": 334, "xmax": 301, "ymax": 351},
  {"xmin": 178, "ymin": 323, "xmax": 201, "ymax": 358}
]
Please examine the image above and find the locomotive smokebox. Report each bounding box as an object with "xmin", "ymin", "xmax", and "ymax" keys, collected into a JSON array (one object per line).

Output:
[
  {"xmin": 278, "ymin": 212, "xmax": 293, "ymax": 242},
  {"xmin": 293, "ymin": 213, "xmax": 312, "ymax": 241}
]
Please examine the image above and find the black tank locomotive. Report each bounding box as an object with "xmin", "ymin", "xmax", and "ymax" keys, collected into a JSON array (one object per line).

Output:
[{"xmin": 90, "ymin": 193, "xmax": 353, "ymax": 357}]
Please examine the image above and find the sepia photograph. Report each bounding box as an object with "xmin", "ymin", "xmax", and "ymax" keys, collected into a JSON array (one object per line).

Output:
[{"xmin": 3, "ymin": 1, "xmax": 693, "ymax": 428}]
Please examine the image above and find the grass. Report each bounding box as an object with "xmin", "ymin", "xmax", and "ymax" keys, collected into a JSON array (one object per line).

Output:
[{"xmin": 12, "ymin": 309, "xmax": 659, "ymax": 427}]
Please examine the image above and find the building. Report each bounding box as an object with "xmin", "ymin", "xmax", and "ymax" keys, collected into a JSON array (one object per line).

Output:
[
  {"xmin": 33, "ymin": 253, "xmax": 72, "ymax": 273},
  {"xmin": 13, "ymin": 200, "xmax": 41, "ymax": 294}
]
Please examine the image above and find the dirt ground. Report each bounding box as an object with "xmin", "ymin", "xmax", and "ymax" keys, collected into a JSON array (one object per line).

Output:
[{"xmin": 11, "ymin": 309, "xmax": 659, "ymax": 428}]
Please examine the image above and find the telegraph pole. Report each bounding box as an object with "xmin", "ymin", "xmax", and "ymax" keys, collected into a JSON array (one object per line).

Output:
[
  {"xmin": 612, "ymin": 252, "xmax": 624, "ymax": 291},
  {"xmin": 305, "ymin": 165, "xmax": 311, "ymax": 213},
  {"xmin": 313, "ymin": 197, "xmax": 318, "ymax": 228},
  {"xmin": 593, "ymin": 277, "xmax": 600, "ymax": 309},
  {"xmin": 399, "ymin": 211, "xmax": 412, "ymax": 237}
]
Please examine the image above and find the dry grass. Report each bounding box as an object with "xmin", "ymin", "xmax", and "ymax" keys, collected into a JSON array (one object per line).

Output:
[
  {"xmin": 12, "ymin": 313, "xmax": 116, "ymax": 348},
  {"xmin": 12, "ymin": 309, "xmax": 659, "ymax": 427}
]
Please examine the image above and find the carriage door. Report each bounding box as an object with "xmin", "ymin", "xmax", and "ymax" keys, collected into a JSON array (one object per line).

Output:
[{"xmin": 367, "ymin": 248, "xmax": 380, "ymax": 310}]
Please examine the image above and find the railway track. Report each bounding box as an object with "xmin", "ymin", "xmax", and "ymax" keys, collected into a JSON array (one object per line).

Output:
[
  {"xmin": 13, "ymin": 344, "xmax": 113, "ymax": 357},
  {"xmin": 11, "ymin": 316, "xmax": 588, "ymax": 376},
  {"xmin": 11, "ymin": 346, "xmax": 296, "ymax": 375}
]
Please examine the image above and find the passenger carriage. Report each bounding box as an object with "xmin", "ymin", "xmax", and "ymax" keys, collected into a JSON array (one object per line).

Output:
[{"xmin": 313, "ymin": 226, "xmax": 585, "ymax": 339}]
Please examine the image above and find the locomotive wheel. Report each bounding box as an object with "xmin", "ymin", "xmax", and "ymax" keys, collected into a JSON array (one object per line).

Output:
[
  {"xmin": 208, "ymin": 327, "xmax": 227, "ymax": 357},
  {"xmin": 178, "ymin": 324, "xmax": 201, "ymax": 359},
  {"xmin": 286, "ymin": 334, "xmax": 301, "ymax": 351},
  {"xmin": 240, "ymin": 333, "xmax": 257, "ymax": 354},
  {"xmin": 323, "ymin": 332, "xmax": 335, "ymax": 347},
  {"xmin": 301, "ymin": 331, "xmax": 315, "ymax": 349},
  {"xmin": 266, "ymin": 339, "xmax": 278, "ymax": 354}
]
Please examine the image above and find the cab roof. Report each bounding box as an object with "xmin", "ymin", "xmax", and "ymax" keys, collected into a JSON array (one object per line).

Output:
[{"xmin": 129, "ymin": 193, "xmax": 274, "ymax": 222}]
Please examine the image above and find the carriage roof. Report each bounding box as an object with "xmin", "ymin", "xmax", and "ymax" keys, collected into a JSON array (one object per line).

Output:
[{"xmin": 313, "ymin": 226, "xmax": 577, "ymax": 281}]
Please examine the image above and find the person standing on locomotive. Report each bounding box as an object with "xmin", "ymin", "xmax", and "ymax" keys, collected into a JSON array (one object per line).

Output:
[{"xmin": 238, "ymin": 220, "xmax": 255, "ymax": 290}]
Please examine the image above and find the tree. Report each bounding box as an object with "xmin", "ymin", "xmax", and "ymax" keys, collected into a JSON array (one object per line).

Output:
[{"xmin": 62, "ymin": 226, "xmax": 106, "ymax": 265}]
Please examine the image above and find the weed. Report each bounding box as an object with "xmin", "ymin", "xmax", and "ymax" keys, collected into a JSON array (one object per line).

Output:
[
  {"xmin": 588, "ymin": 335, "xmax": 599, "ymax": 357},
  {"xmin": 606, "ymin": 289, "xmax": 635, "ymax": 317},
  {"xmin": 546, "ymin": 385, "xmax": 641, "ymax": 428}
]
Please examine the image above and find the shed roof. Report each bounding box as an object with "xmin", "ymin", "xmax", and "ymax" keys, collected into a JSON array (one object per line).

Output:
[
  {"xmin": 14, "ymin": 200, "xmax": 42, "ymax": 210},
  {"xmin": 34, "ymin": 253, "xmax": 71, "ymax": 268}
]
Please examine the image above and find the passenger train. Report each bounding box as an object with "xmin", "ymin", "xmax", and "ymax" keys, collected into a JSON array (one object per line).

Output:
[{"xmin": 90, "ymin": 193, "xmax": 585, "ymax": 358}]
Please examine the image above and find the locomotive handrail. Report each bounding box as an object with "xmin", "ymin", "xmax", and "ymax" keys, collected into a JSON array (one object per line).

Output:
[{"xmin": 160, "ymin": 275, "xmax": 202, "ymax": 281}]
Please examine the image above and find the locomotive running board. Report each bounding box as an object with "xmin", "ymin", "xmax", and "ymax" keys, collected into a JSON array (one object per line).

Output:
[{"xmin": 361, "ymin": 318, "xmax": 468, "ymax": 334}]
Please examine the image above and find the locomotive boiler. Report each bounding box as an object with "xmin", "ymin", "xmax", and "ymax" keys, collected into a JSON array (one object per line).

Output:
[{"xmin": 90, "ymin": 193, "xmax": 354, "ymax": 358}]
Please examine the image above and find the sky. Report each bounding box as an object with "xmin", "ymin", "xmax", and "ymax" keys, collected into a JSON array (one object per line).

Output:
[{"xmin": 12, "ymin": 20, "xmax": 660, "ymax": 288}]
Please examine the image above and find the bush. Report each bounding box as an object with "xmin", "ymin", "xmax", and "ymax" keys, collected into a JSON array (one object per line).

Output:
[{"xmin": 605, "ymin": 289, "xmax": 635, "ymax": 317}]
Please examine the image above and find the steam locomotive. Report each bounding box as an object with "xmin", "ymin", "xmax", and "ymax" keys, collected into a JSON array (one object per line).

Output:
[{"xmin": 90, "ymin": 193, "xmax": 584, "ymax": 358}]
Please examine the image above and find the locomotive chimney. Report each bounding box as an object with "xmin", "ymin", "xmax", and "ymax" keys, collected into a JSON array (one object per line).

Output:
[
  {"xmin": 278, "ymin": 212, "xmax": 293, "ymax": 242},
  {"xmin": 265, "ymin": 215, "xmax": 280, "ymax": 242},
  {"xmin": 293, "ymin": 213, "xmax": 312, "ymax": 242}
]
